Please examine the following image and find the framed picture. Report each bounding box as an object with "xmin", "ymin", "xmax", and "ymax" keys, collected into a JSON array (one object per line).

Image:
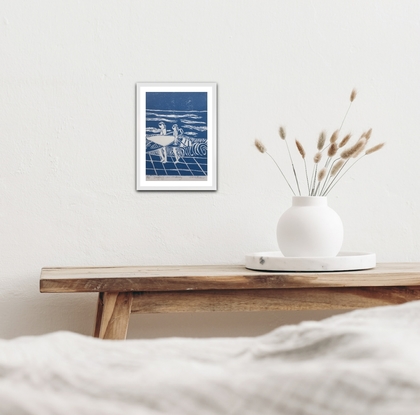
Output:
[{"xmin": 136, "ymin": 82, "xmax": 217, "ymax": 191}]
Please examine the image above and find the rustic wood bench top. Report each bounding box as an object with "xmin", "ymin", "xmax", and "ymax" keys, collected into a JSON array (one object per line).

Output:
[
  {"xmin": 40, "ymin": 263, "xmax": 420, "ymax": 292},
  {"xmin": 40, "ymin": 263, "xmax": 420, "ymax": 340}
]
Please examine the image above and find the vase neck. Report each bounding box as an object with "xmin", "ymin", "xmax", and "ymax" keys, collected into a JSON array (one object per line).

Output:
[{"xmin": 292, "ymin": 196, "xmax": 328, "ymax": 206}]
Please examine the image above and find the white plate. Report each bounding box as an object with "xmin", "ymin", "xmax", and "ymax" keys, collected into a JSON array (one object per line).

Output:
[{"xmin": 245, "ymin": 251, "xmax": 376, "ymax": 272}]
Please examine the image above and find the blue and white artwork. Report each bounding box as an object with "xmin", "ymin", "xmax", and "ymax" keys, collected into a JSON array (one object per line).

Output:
[
  {"xmin": 136, "ymin": 83, "xmax": 217, "ymax": 191},
  {"xmin": 145, "ymin": 92, "xmax": 208, "ymax": 181}
]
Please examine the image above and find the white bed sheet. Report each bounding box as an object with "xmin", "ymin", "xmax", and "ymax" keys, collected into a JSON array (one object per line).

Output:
[{"xmin": 1, "ymin": 301, "xmax": 420, "ymax": 415}]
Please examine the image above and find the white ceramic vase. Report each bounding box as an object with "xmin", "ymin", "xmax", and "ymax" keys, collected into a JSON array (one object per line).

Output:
[{"xmin": 276, "ymin": 196, "xmax": 343, "ymax": 258}]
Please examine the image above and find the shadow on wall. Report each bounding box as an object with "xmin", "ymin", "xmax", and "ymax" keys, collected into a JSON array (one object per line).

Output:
[
  {"xmin": 127, "ymin": 310, "xmax": 348, "ymax": 339},
  {"xmin": 0, "ymin": 291, "xmax": 346, "ymax": 339},
  {"xmin": 0, "ymin": 293, "xmax": 98, "ymax": 339}
]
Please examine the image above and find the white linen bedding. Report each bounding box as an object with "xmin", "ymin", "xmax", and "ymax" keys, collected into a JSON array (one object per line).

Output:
[{"xmin": 1, "ymin": 301, "xmax": 420, "ymax": 415}]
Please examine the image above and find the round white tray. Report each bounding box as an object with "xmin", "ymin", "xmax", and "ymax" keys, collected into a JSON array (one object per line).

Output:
[{"xmin": 245, "ymin": 251, "xmax": 376, "ymax": 272}]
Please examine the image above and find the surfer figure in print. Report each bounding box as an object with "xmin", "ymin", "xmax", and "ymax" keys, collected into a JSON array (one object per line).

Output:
[
  {"xmin": 180, "ymin": 129, "xmax": 192, "ymax": 148},
  {"xmin": 146, "ymin": 122, "xmax": 172, "ymax": 163},
  {"xmin": 158, "ymin": 122, "xmax": 167, "ymax": 136},
  {"xmin": 170, "ymin": 124, "xmax": 183, "ymax": 163},
  {"xmin": 172, "ymin": 124, "xmax": 180, "ymax": 144}
]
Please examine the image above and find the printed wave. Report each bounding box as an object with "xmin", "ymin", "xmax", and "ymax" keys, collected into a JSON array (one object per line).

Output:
[
  {"xmin": 148, "ymin": 109, "xmax": 207, "ymax": 113},
  {"xmin": 182, "ymin": 141, "xmax": 207, "ymax": 157},
  {"xmin": 146, "ymin": 127, "xmax": 200, "ymax": 137},
  {"xmin": 146, "ymin": 118, "xmax": 179, "ymax": 123},
  {"xmin": 182, "ymin": 125, "xmax": 208, "ymax": 132},
  {"xmin": 146, "ymin": 112, "xmax": 202, "ymax": 120},
  {"xmin": 181, "ymin": 119, "xmax": 206, "ymax": 125},
  {"xmin": 146, "ymin": 127, "xmax": 164, "ymax": 134},
  {"xmin": 145, "ymin": 108, "xmax": 208, "ymax": 141}
]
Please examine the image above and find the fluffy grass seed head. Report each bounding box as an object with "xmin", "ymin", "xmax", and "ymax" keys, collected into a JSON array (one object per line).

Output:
[
  {"xmin": 331, "ymin": 159, "xmax": 345, "ymax": 176},
  {"xmin": 313, "ymin": 151, "xmax": 322, "ymax": 163},
  {"xmin": 350, "ymin": 89, "xmax": 357, "ymax": 102},
  {"xmin": 364, "ymin": 128, "xmax": 373, "ymax": 140},
  {"xmin": 352, "ymin": 139, "xmax": 367, "ymax": 158},
  {"xmin": 328, "ymin": 142, "xmax": 338, "ymax": 157},
  {"xmin": 339, "ymin": 133, "xmax": 351, "ymax": 148},
  {"xmin": 279, "ymin": 126, "xmax": 286, "ymax": 140},
  {"xmin": 317, "ymin": 131, "xmax": 326, "ymax": 150},
  {"xmin": 330, "ymin": 130, "xmax": 339, "ymax": 144},
  {"xmin": 318, "ymin": 167, "xmax": 327, "ymax": 182},
  {"xmin": 254, "ymin": 139, "xmax": 266, "ymax": 153},
  {"xmin": 340, "ymin": 138, "xmax": 367, "ymax": 159},
  {"xmin": 295, "ymin": 139, "xmax": 306, "ymax": 158},
  {"xmin": 365, "ymin": 142, "xmax": 385, "ymax": 155}
]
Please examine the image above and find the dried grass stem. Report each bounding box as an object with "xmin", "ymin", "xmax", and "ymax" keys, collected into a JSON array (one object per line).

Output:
[{"xmin": 254, "ymin": 89, "xmax": 384, "ymax": 197}]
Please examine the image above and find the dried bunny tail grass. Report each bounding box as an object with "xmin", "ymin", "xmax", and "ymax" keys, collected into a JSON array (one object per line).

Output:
[
  {"xmin": 254, "ymin": 139, "xmax": 266, "ymax": 153},
  {"xmin": 339, "ymin": 89, "xmax": 357, "ymax": 132},
  {"xmin": 254, "ymin": 139, "xmax": 297, "ymax": 195},
  {"xmin": 295, "ymin": 139, "xmax": 306, "ymax": 158},
  {"xmin": 279, "ymin": 125, "xmax": 301, "ymax": 195},
  {"xmin": 317, "ymin": 131, "xmax": 326, "ymax": 150},
  {"xmin": 328, "ymin": 142, "xmax": 338, "ymax": 157},
  {"xmin": 318, "ymin": 167, "xmax": 327, "ymax": 182},
  {"xmin": 352, "ymin": 139, "xmax": 367, "ymax": 158},
  {"xmin": 330, "ymin": 130, "xmax": 339, "ymax": 143},
  {"xmin": 340, "ymin": 138, "xmax": 366, "ymax": 159},
  {"xmin": 339, "ymin": 133, "xmax": 351, "ymax": 148},
  {"xmin": 324, "ymin": 140, "xmax": 383, "ymax": 197},
  {"xmin": 364, "ymin": 128, "xmax": 373, "ymax": 140},
  {"xmin": 331, "ymin": 159, "xmax": 345, "ymax": 176},
  {"xmin": 313, "ymin": 151, "xmax": 322, "ymax": 163},
  {"xmin": 366, "ymin": 142, "xmax": 385, "ymax": 155},
  {"xmin": 296, "ymin": 140, "xmax": 310, "ymax": 193},
  {"xmin": 279, "ymin": 126, "xmax": 286, "ymax": 140}
]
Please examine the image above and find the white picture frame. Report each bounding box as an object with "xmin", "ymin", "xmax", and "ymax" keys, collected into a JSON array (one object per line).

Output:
[{"xmin": 136, "ymin": 82, "xmax": 217, "ymax": 191}]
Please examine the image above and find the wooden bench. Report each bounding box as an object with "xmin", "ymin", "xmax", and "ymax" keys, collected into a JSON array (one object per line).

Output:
[{"xmin": 40, "ymin": 263, "xmax": 420, "ymax": 340}]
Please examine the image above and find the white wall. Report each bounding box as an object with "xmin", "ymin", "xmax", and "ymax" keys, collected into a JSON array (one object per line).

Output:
[{"xmin": 1, "ymin": 0, "xmax": 419, "ymax": 339}]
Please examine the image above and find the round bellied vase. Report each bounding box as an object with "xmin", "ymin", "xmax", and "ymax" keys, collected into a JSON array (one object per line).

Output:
[{"xmin": 276, "ymin": 196, "xmax": 343, "ymax": 257}]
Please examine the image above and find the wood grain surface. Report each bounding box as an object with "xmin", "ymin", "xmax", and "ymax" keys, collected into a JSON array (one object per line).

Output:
[
  {"xmin": 93, "ymin": 292, "xmax": 104, "ymax": 338},
  {"xmin": 96, "ymin": 292, "xmax": 133, "ymax": 340},
  {"xmin": 40, "ymin": 263, "xmax": 420, "ymax": 293},
  {"xmin": 131, "ymin": 286, "xmax": 420, "ymax": 313}
]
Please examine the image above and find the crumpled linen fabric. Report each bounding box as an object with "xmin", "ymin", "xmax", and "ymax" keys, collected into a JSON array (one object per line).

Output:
[{"xmin": 1, "ymin": 300, "xmax": 420, "ymax": 415}]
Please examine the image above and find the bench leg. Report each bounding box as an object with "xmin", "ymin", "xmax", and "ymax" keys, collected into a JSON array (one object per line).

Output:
[
  {"xmin": 93, "ymin": 292, "xmax": 133, "ymax": 340},
  {"xmin": 93, "ymin": 292, "xmax": 105, "ymax": 338}
]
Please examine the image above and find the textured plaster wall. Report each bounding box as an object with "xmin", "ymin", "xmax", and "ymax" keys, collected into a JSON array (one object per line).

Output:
[{"xmin": 1, "ymin": 1, "xmax": 419, "ymax": 339}]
